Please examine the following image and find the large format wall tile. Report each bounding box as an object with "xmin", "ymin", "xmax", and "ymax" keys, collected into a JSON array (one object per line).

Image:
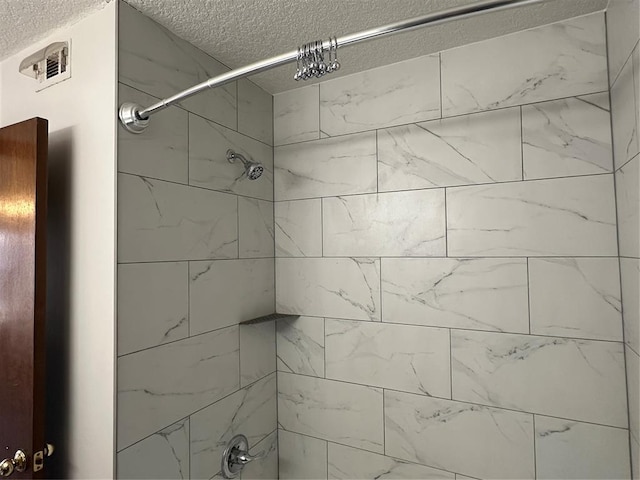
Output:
[
  {"xmin": 117, "ymin": 418, "xmax": 190, "ymax": 479},
  {"xmin": 274, "ymin": 85, "xmax": 319, "ymax": 146},
  {"xmin": 612, "ymin": 55, "xmax": 639, "ymax": 169},
  {"xmin": 117, "ymin": 262, "xmax": 189, "ymax": 356},
  {"xmin": 277, "ymin": 316, "xmax": 325, "ymax": 377},
  {"xmin": 627, "ymin": 346, "xmax": 640, "ymax": 480},
  {"xmin": 238, "ymin": 79, "xmax": 273, "ymax": 145},
  {"xmin": 535, "ymin": 415, "xmax": 630, "ymax": 480},
  {"xmin": 617, "ymin": 155, "xmax": 640, "ymax": 258},
  {"xmin": 528, "ymin": 257, "xmax": 622, "ymax": 341},
  {"xmin": 275, "ymin": 199, "xmax": 322, "ymax": 257},
  {"xmin": 384, "ymin": 391, "xmax": 534, "ymax": 479},
  {"xmin": 117, "ymin": 326, "xmax": 239, "ymax": 449},
  {"xmin": 622, "ymin": 258, "xmax": 640, "ymax": 353},
  {"xmin": 446, "ymin": 174, "xmax": 618, "ymax": 256},
  {"xmin": 240, "ymin": 322, "xmax": 276, "ymax": 387},
  {"xmin": 451, "ymin": 330, "xmax": 628, "ymax": 427},
  {"xmin": 606, "ymin": 0, "xmax": 640, "ymax": 84},
  {"xmin": 274, "ymin": 132, "xmax": 377, "ymax": 201},
  {"xmin": 382, "ymin": 258, "xmax": 528, "ymax": 333},
  {"xmin": 323, "ymin": 190, "xmax": 446, "ymax": 257},
  {"xmin": 325, "ymin": 319, "xmax": 450, "ymax": 397},
  {"xmin": 276, "ymin": 258, "xmax": 381, "ymax": 321},
  {"xmin": 118, "ymin": 174, "xmax": 238, "ymax": 262},
  {"xmin": 190, "ymin": 374, "xmax": 276, "ymax": 480},
  {"xmin": 319, "ymin": 55, "xmax": 440, "ymax": 136},
  {"xmin": 189, "ymin": 114, "xmax": 274, "ymax": 201},
  {"xmin": 522, "ymin": 95, "xmax": 613, "ymax": 179},
  {"xmin": 118, "ymin": 2, "xmax": 236, "ymax": 128},
  {"xmin": 238, "ymin": 197, "xmax": 275, "ymax": 258},
  {"xmin": 328, "ymin": 443, "xmax": 453, "ymax": 480},
  {"xmin": 441, "ymin": 13, "xmax": 607, "ymax": 116},
  {"xmin": 190, "ymin": 259, "xmax": 274, "ymax": 334},
  {"xmin": 378, "ymin": 108, "xmax": 522, "ymax": 191},
  {"xmin": 278, "ymin": 430, "xmax": 327, "ymax": 480},
  {"xmin": 118, "ymin": 83, "xmax": 188, "ymax": 184},
  {"xmin": 278, "ymin": 372, "xmax": 384, "ymax": 453}
]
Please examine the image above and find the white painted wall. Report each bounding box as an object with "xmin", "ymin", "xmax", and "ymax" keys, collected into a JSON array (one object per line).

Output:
[{"xmin": 0, "ymin": 2, "xmax": 117, "ymax": 478}]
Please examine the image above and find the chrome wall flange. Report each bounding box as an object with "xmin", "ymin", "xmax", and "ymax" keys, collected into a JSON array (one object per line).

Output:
[{"xmin": 119, "ymin": 102, "xmax": 149, "ymax": 134}]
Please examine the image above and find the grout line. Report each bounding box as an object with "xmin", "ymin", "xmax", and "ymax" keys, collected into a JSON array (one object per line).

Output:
[
  {"xmin": 382, "ymin": 388, "xmax": 386, "ymax": 455},
  {"xmin": 533, "ymin": 415, "xmax": 537, "ymax": 479},
  {"xmin": 271, "ymin": 90, "xmax": 611, "ymax": 148},
  {"xmin": 520, "ymin": 105, "xmax": 525, "ymax": 180},
  {"xmin": 279, "ymin": 370, "xmax": 630, "ymax": 432},
  {"xmin": 444, "ymin": 188, "xmax": 448, "ymax": 257},
  {"xmin": 439, "ymin": 52, "xmax": 443, "ymax": 119},
  {"xmin": 270, "ymin": 171, "xmax": 616, "ymax": 203},
  {"xmin": 323, "ymin": 317, "xmax": 327, "ymax": 378},
  {"xmin": 321, "ymin": 198, "xmax": 325, "ymax": 257},
  {"xmin": 449, "ymin": 328, "xmax": 453, "ymax": 399},
  {"xmin": 237, "ymin": 196, "xmax": 241, "ymax": 259},
  {"xmin": 117, "ymin": 371, "xmax": 277, "ymax": 454},
  {"xmin": 375, "ymin": 129, "xmax": 379, "ymax": 193},
  {"xmin": 187, "ymin": 262, "xmax": 191, "ymax": 337},
  {"xmin": 527, "ymin": 257, "xmax": 532, "ymax": 335}
]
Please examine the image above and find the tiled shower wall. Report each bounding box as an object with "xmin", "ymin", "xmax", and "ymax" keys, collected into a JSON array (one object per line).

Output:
[
  {"xmin": 116, "ymin": 3, "xmax": 277, "ymax": 478},
  {"xmin": 274, "ymin": 12, "xmax": 632, "ymax": 480},
  {"xmin": 608, "ymin": 1, "xmax": 640, "ymax": 478}
]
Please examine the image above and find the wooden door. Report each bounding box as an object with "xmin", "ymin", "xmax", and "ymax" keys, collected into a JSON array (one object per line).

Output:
[{"xmin": 0, "ymin": 118, "xmax": 48, "ymax": 479}]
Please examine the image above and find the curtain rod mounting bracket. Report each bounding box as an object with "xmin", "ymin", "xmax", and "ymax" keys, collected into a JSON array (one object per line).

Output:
[{"xmin": 119, "ymin": 102, "xmax": 149, "ymax": 134}]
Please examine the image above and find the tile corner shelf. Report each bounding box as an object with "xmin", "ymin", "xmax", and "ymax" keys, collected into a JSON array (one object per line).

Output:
[{"xmin": 239, "ymin": 312, "xmax": 299, "ymax": 325}]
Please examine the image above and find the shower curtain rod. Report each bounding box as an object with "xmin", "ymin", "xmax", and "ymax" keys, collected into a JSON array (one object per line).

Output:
[{"xmin": 119, "ymin": 0, "xmax": 544, "ymax": 133}]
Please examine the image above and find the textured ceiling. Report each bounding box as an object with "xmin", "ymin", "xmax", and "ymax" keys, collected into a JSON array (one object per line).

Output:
[
  {"xmin": 0, "ymin": 0, "xmax": 109, "ymax": 60},
  {"xmin": 0, "ymin": 0, "xmax": 608, "ymax": 94}
]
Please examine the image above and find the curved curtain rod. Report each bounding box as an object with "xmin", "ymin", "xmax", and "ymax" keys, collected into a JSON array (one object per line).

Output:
[{"xmin": 119, "ymin": 0, "xmax": 544, "ymax": 133}]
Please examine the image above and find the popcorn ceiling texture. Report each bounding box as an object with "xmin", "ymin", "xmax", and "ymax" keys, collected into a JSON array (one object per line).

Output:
[
  {"xmin": 0, "ymin": 0, "xmax": 109, "ymax": 59},
  {"xmin": 0, "ymin": 0, "xmax": 607, "ymax": 93}
]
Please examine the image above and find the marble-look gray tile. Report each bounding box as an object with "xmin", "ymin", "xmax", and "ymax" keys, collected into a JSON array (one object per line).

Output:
[
  {"xmin": 319, "ymin": 55, "xmax": 440, "ymax": 136},
  {"xmin": 612, "ymin": 55, "xmax": 639, "ymax": 169},
  {"xmin": 238, "ymin": 79, "xmax": 273, "ymax": 146},
  {"xmin": 274, "ymin": 85, "xmax": 320, "ymax": 146},
  {"xmin": 325, "ymin": 319, "xmax": 450, "ymax": 397},
  {"xmin": 118, "ymin": 83, "xmax": 188, "ymax": 184},
  {"xmin": 616, "ymin": 155, "xmax": 640, "ymax": 258},
  {"xmin": 606, "ymin": 0, "xmax": 640, "ymax": 85},
  {"xmin": 274, "ymin": 132, "xmax": 377, "ymax": 201},
  {"xmin": 382, "ymin": 258, "xmax": 529, "ymax": 333},
  {"xmin": 190, "ymin": 259, "xmax": 274, "ymax": 335},
  {"xmin": 522, "ymin": 95, "xmax": 613, "ymax": 179},
  {"xmin": 384, "ymin": 391, "xmax": 534, "ymax": 479},
  {"xmin": 190, "ymin": 374, "xmax": 276, "ymax": 480},
  {"xmin": 323, "ymin": 190, "xmax": 446, "ymax": 257},
  {"xmin": 277, "ymin": 316, "xmax": 325, "ymax": 377},
  {"xmin": 621, "ymin": 258, "xmax": 640, "ymax": 354},
  {"xmin": 189, "ymin": 114, "xmax": 274, "ymax": 201},
  {"xmin": 117, "ymin": 418, "xmax": 189, "ymax": 479},
  {"xmin": 276, "ymin": 258, "xmax": 381, "ymax": 321},
  {"xmin": 451, "ymin": 330, "xmax": 628, "ymax": 427},
  {"xmin": 634, "ymin": 45, "xmax": 640, "ymax": 141},
  {"xmin": 117, "ymin": 326, "xmax": 239, "ymax": 449},
  {"xmin": 278, "ymin": 430, "xmax": 327, "ymax": 480},
  {"xmin": 535, "ymin": 415, "xmax": 630, "ymax": 480},
  {"xmin": 441, "ymin": 13, "xmax": 607, "ymax": 116},
  {"xmin": 275, "ymin": 199, "xmax": 322, "ymax": 257},
  {"xmin": 117, "ymin": 174, "xmax": 237, "ymax": 263},
  {"xmin": 239, "ymin": 197, "xmax": 275, "ymax": 259},
  {"xmin": 117, "ymin": 262, "xmax": 188, "ymax": 356},
  {"xmin": 446, "ymin": 175, "xmax": 618, "ymax": 256},
  {"xmin": 118, "ymin": 2, "xmax": 236, "ymax": 128},
  {"xmin": 278, "ymin": 372, "xmax": 384, "ymax": 453},
  {"xmin": 529, "ymin": 258, "xmax": 622, "ymax": 341},
  {"xmin": 627, "ymin": 346, "xmax": 640, "ymax": 479},
  {"xmin": 240, "ymin": 321, "xmax": 276, "ymax": 387},
  {"xmin": 328, "ymin": 443, "xmax": 453, "ymax": 480},
  {"xmin": 241, "ymin": 430, "xmax": 278, "ymax": 480},
  {"xmin": 378, "ymin": 108, "xmax": 522, "ymax": 191}
]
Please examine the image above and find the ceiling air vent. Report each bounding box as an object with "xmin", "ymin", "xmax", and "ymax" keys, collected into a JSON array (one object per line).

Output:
[{"xmin": 19, "ymin": 41, "xmax": 71, "ymax": 92}]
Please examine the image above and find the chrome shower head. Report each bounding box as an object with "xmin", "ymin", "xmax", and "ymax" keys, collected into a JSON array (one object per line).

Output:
[{"xmin": 227, "ymin": 149, "xmax": 264, "ymax": 180}]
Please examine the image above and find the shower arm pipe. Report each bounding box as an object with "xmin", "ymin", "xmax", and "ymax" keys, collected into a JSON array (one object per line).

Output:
[{"xmin": 119, "ymin": 0, "xmax": 544, "ymax": 133}]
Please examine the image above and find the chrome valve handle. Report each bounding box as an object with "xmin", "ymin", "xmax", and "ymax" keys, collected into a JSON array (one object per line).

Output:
[{"xmin": 221, "ymin": 434, "xmax": 265, "ymax": 479}]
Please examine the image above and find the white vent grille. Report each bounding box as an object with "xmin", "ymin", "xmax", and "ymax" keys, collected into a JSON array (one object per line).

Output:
[{"xmin": 19, "ymin": 41, "xmax": 71, "ymax": 91}]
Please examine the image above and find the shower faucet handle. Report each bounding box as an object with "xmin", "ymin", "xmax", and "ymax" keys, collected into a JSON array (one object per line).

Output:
[{"xmin": 221, "ymin": 434, "xmax": 265, "ymax": 478}]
